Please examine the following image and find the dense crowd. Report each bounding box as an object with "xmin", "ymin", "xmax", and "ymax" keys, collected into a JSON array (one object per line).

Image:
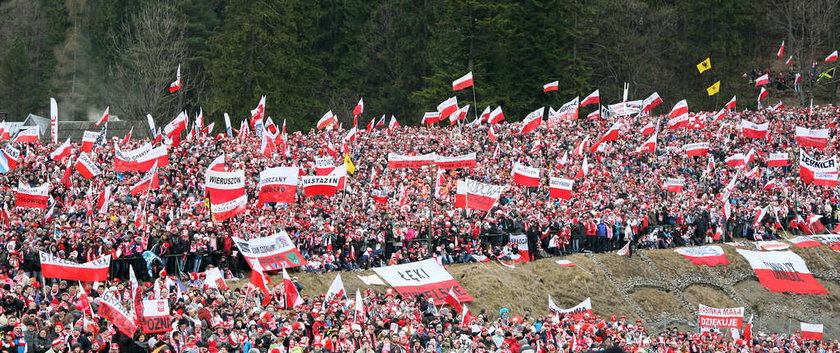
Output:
[{"xmin": 0, "ymin": 103, "xmax": 839, "ymax": 351}]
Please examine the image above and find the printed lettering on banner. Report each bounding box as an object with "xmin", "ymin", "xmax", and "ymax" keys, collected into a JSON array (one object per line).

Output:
[
  {"xmin": 372, "ymin": 258, "xmax": 473, "ymax": 304},
  {"xmin": 698, "ymin": 304, "xmax": 744, "ymax": 329},
  {"xmin": 233, "ymin": 231, "xmax": 307, "ymax": 270}
]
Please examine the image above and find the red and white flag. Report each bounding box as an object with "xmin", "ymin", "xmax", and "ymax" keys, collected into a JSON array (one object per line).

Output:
[
  {"xmin": 122, "ymin": 127, "xmax": 133, "ymax": 144},
  {"xmin": 233, "ymin": 231, "xmax": 307, "ymax": 271},
  {"xmin": 387, "ymin": 153, "xmax": 436, "ymax": 169},
  {"xmin": 455, "ymin": 178, "xmax": 503, "ymax": 211},
  {"xmin": 763, "ymin": 178, "xmax": 777, "ymax": 191},
  {"xmin": 736, "ymin": 249, "xmax": 827, "ymax": 294},
  {"xmin": 543, "ymin": 81, "xmax": 559, "ymax": 92},
  {"xmin": 825, "ymin": 50, "xmax": 838, "ymax": 63},
  {"xmin": 641, "ymin": 121, "xmax": 656, "ymax": 135},
  {"xmin": 2, "ymin": 145, "xmax": 19, "ymax": 171},
  {"xmin": 518, "ymin": 107, "xmax": 544, "ymax": 134},
  {"xmin": 814, "ymin": 172, "xmax": 838, "ymax": 187},
  {"xmin": 422, "ymin": 111, "xmax": 442, "ymax": 125},
  {"xmin": 663, "ymin": 178, "xmax": 685, "ymax": 193},
  {"xmin": 555, "ymin": 260, "xmax": 576, "ymax": 267},
  {"xmin": 301, "ymin": 175, "xmax": 340, "ymax": 197},
  {"xmin": 97, "ymin": 289, "xmax": 137, "ymax": 337},
  {"xmin": 169, "ymin": 64, "xmax": 182, "ymax": 92},
  {"xmin": 636, "ymin": 134, "xmax": 657, "ymax": 154},
  {"xmin": 488, "ymin": 106, "xmax": 505, "ymax": 124},
  {"xmin": 314, "ymin": 156, "xmax": 336, "ymax": 175},
  {"xmin": 767, "ymin": 152, "xmax": 789, "ymax": 167},
  {"xmin": 258, "ymin": 167, "xmax": 299, "ymax": 205},
  {"xmin": 134, "ymin": 145, "xmax": 169, "ymax": 172},
  {"xmin": 799, "ymin": 149, "xmax": 836, "ymax": 184},
  {"xmin": 575, "ymin": 155, "xmax": 589, "ymax": 179},
  {"xmin": 725, "ymin": 96, "xmax": 737, "ymax": 110},
  {"xmin": 74, "ymin": 154, "xmax": 102, "ymax": 179},
  {"xmin": 81, "ymin": 131, "xmax": 100, "ymax": 152},
  {"xmin": 205, "ymin": 169, "xmax": 247, "ymax": 220},
  {"xmin": 452, "ymin": 72, "xmax": 474, "ymax": 91},
  {"xmin": 113, "ymin": 142, "xmax": 152, "ymax": 171},
  {"xmin": 0, "ymin": 121, "xmax": 9, "ymax": 141},
  {"xmin": 549, "ymin": 177, "xmax": 574, "ymax": 200},
  {"xmin": 776, "ymin": 41, "xmax": 785, "ymax": 58},
  {"xmin": 13, "ymin": 126, "xmax": 40, "ymax": 143},
  {"xmin": 96, "ymin": 186, "xmax": 111, "ymax": 214},
  {"xmin": 548, "ymin": 97, "xmax": 579, "ymax": 125},
  {"xmin": 683, "ymin": 142, "xmax": 710, "ymax": 156},
  {"xmin": 17, "ymin": 181, "xmax": 50, "ymax": 209},
  {"xmin": 758, "ymin": 87, "xmax": 768, "ymax": 100},
  {"xmin": 745, "ymin": 166, "xmax": 760, "ymax": 179},
  {"xmin": 801, "ymin": 323, "xmax": 824, "ymax": 341},
  {"xmin": 40, "ymin": 252, "xmax": 110, "ymax": 281},
  {"xmin": 580, "ymin": 89, "xmax": 600, "ymax": 106},
  {"xmin": 444, "ymin": 288, "xmax": 464, "ymax": 312},
  {"xmin": 712, "ymin": 108, "xmax": 726, "ymax": 122},
  {"xmin": 740, "ymin": 120, "xmax": 769, "ymax": 138},
  {"xmin": 666, "ymin": 100, "xmax": 689, "ymax": 129},
  {"xmin": 130, "ymin": 163, "xmax": 160, "ymax": 195},
  {"xmin": 795, "ymin": 127, "xmax": 829, "ymax": 147},
  {"xmin": 511, "ymin": 162, "xmax": 540, "ymax": 187},
  {"xmin": 479, "ymin": 106, "xmax": 492, "ymax": 122},
  {"xmin": 247, "ymin": 258, "xmax": 273, "ymax": 306},
  {"xmin": 573, "ymin": 136, "xmax": 589, "ymax": 155},
  {"xmin": 725, "ymin": 153, "xmax": 746, "ymax": 167},
  {"xmin": 642, "ymin": 92, "xmax": 663, "ymax": 112},
  {"xmin": 50, "ymin": 98, "xmax": 58, "ymax": 144},
  {"xmin": 590, "ymin": 122, "xmax": 621, "ymax": 151},
  {"xmin": 372, "ymin": 258, "xmax": 472, "ymax": 304},
  {"xmin": 317, "ymin": 110, "xmax": 337, "ymax": 130},
  {"xmin": 323, "ymin": 274, "xmax": 347, "ymax": 308},
  {"xmin": 754, "ymin": 74, "xmax": 769, "ymax": 86},
  {"xmin": 488, "ymin": 125, "xmax": 497, "ymax": 141},
  {"xmin": 282, "ymin": 266, "xmax": 304, "ymax": 308},
  {"xmin": 437, "ymin": 97, "xmax": 459, "ymax": 120},
  {"xmin": 788, "ymin": 236, "xmax": 821, "ymax": 248},
  {"xmin": 164, "ymin": 111, "xmax": 188, "ymax": 145},
  {"xmin": 674, "ymin": 246, "xmax": 728, "ymax": 267},
  {"xmin": 354, "ymin": 288, "xmax": 365, "ymax": 322},
  {"xmin": 95, "ymin": 106, "xmax": 109, "ymax": 127},
  {"xmin": 434, "ymin": 153, "xmax": 477, "ymax": 169},
  {"xmin": 50, "ymin": 138, "xmax": 72, "ymax": 161},
  {"xmin": 353, "ymin": 98, "xmax": 364, "ymax": 116}
]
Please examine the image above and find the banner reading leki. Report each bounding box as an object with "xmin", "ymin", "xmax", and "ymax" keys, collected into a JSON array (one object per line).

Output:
[{"xmin": 372, "ymin": 258, "xmax": 473, "ymax": 305}]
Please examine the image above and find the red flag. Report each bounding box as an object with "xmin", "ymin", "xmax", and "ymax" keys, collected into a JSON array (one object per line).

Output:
[
  {"xmin": 444, "ymin": 288, "xmax": 463, "ymax": 312},
  {"xmin": 248, "ymin": 259, "xmax": 274, "ymax": 306},
  {"xmin": 758, "ymin": 87, "xmax": 768, "ymax": 100},
  {"xmin": 725, "ymin": 96, "xmax": 736, "ymax": 110},
  {"xmin": 825, "ymin": 50, "xmax": 838, "ymax": 63}
]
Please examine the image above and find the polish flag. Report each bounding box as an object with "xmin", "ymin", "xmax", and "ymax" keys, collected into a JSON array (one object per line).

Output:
[
  {"xmin": 437, "ymin": 97, "xmax": 459, "ymax": 120},
  {"xmin": 674, "ymin": 246, "xmax": 729, "ymax": 267},
  {"xmin": 580, "ymin": 89, "xmax": 600, "ymax": 107},
  {"xmin": 795, "ymin": 127, "xmax": 829, "ymax": 147},
  {"xmin": 767, "ymin": 152, "xmax": 789, "ymax": 167},
  {"xmin": 134, "ymin": 145, "xmax": 169, "ymax": 172},
  {"xmin": 455, "ymin": 178, "xmax": 503, "ymax": 211},
  {"xmin": 452, "ymin": 72, "xmax": 474, "ymax": 91},
  {"xmin": 354, "ymin": 289, "xmax": 365, "ymax": 323},
  {"xmin": 763, "ymin": 178, "xmax": 777, "ymax": 191},
  {"xmin": 388, "ymin": 116, "xmax": 400, "ymax": 131},
  {"xmin": 74, "ymin": 154, "xmax": 102, "ymax": 179},
  {"xmin": 323, "ymin": 274, "xmax": 347, "ymax": 307},
  {"xmin": 666, "ymin": 100, "xmax": 689, "ymax": 129},
  {"xmin": 511, "ymin": 163, "xmax": 540, "ymax": 187},
  {"xmin": 16, "ymin": 181, "xmax": 50, "ymax": 209},
  {"xmin": 374, "ymin": 115, "xmax": 386, "ymax": 128},
  {"xmin": 518, "ymin": 107, "xmax": 544, "ymax": 135},
  {"xmin": 168, "ymin": 64, "xmax": 181, "ymax": 92},
  {"xmin": 95, "ymin": 106, "xmax": 109, "ymax": 127},
  {"xmin": 776, "ymin": 41, "xmax": 785, "ymax": 58},
  {"xmin": 40, "ymin": 252, "xmax": 111, "ymax": 282},
  {"xmin": 353, "ymin": 98, "xmax": 364, "ymax": 116},
  {"xmin": 282, "ymin": 266, "xmax": 304, "ymax": 308},
  {"xmin": 736, "ymin": 249, "xmax": 827, "ymax": 294},
  {"xmin": 257, "ymin": 167, "xmax": 298, "ymax": 205},
  {"xmin": 543, "ymin": 81, "xmax": 559, "ymax": 92},
  {"xmin": 81, "ymin": 131, "xmax": 100, "ymax": 152},
  {"xmin": 589, "ymin": 122, "xmax": 621, "ymax": 152},
  {"xmin": 795, "ymin": 73, "xmax": 803, "ymax": 84},
  {"xmin": 800, "ymin": 323, "xmax": 823, "ymax": 341},
  {"xmin": 825, "ymin": 50, "xmax": 838, "ymax": 63},
  {"xmin": 205, "ymin": 168, "xmax": 248, "ymax": 220},
  {"xmin": 586, "ymin": 109, "xmax": 600, "ymax": 120},
  {"xmin": 549, "ymin": 177, "xmax": 574, "ymax": 200},
  {"xmin": 813, "ymin": 172, "xmax": 838, "ymax": 187},
  {"xmin": 789, "ymin": 236, "xmax": 821, "ymax": 248},
  {"xmin": 317, "ymin": 111, "xmax": 337, "ymax": 130},
  {"xmin": 488, "ymin": 106, "xmax": 505, "ymax": 124},
  {"xmin": 754, "ymin": 74, "xmax": 770, "ymax": 86},
  {"xmin": 725, "ymin": 153, "xmax": 746, "ymax": 167},
  {"xmin": 387, "ymin": 153, "xmax": 436, "ymax": 169},
  {"xmin": 557, "ymin": 151, "xmax": 568, "ymax": 167},
  {"xmin": 758, "ymin": 87, "xmax": 768, "ymax": 100},
  {"xmin": 636, "ymin": 135, "xmax": 657, "ymax": 154},
  {"xmin": 50, "ymin": 138, "xmax": 72, "ymax": 162},
  {"xmin": 122, "ymin": 127, "xmax": 133, "ymax": 144},
  {"xmin": 683, "ymin": 142, "xmax": 710, "ymax": 156},
  {"xmin": 641, "ymin": 121, "xmax": 656, "ymax": 135},
  {"xmin": 247, "ymin": 259, "xmax": 273, "ymax": 306},
  {"xmin": 444, "ymin": 288, "xmax": 464, "ymax": 312},
  {"xmin": 422, "ymin": 111, "xmax": 442, "ymax": 125},
  {"xmin": 2, "ymin": 145, "xmax": 19, "ymax": 170},
  {"xmin": 555, "ymin": 260, "xmax": 576, "ymax": 267},
  {"xmin": 798, "ymin": 149, "xmax": 836, "ymax": 184},
  {"xmin": 575, "ymin": 155, "xmax": 589, "ymax": 179},
  {"xmin": 479, "ymin": 106, "xmax": 492, "ymax": 122},
  {"xmin": 488, "ymin": 125, "xmax": 497, "ymax": 142},
  {"xmin": 642, "ymin": 92, "xmax": 663, "ymax": 112},
  {"xmin": 96, "ymin": 186, "xmax": 111, "ymax": 214},
  {"xmin": 785, "ymin": 56, "xmax": 794, "ymax": 66},
  {"xmin": 0, "ymin": 121, "xmax": 8, "ymax": 141},
  {"xmin": 740, "ymin": 120, "xmax": 769, "ymax": 138},
  {"xmin": 301, "ymin": 175, "xmax": 340, "ymax": 197},
  {"xmin": 449, "ymin": 104, "xmax": 469, "ymax": 125},
  {"xmin": 712, "ymin": 108, "xmax": 726, "ymax": 122},
  {"xmin": 725, "ymin": 96, "xmax": 737, "ymax": 110},
  {"xmin": 13, "ymin": 126, "xmax": 40, "ymax": 143},
  {"xmin": 574, "ymin": 136, "xmax": 589, "ymax": 156},
  {"xmin": 663, "ymin": 178, "xmax": 685, "ymax": 193},
  {"xmin": 745, "ymin": 166, "xmax": 760, "ymax": 179},
  {"xmin": 130, "ymin": 163, "xmax": 160, "ymax": 195}
]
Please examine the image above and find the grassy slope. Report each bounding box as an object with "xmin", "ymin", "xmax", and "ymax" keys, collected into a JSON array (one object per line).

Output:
[{"xmin": 251, "ymin": 244, "xmax": 840, "ymax": 338}]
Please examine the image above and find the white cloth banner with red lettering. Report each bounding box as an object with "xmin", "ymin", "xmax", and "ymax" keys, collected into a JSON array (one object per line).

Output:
[
  {"xmin": 17, "ymin": 181, "xmax": 50, "ymax": 209},
  {"xmin": 736, "ymin": 249, "xmax": 827, "ymax": 294},
  {"xmin": 40, "ymin": 252, "xmax": 110, "ymax": 281},
  {"xmin": 258, "ymin": 167, "xmax": 298, "ymax": 204},
  {"xmin": 98, "ymin": 289, "xmax": 138, "ymax": 337},
  {"xmin": 698, "ymin": 304, "xmax": 744, "ymax": 329},
  {"xmin": 455, "ymin": 179, "xmax": 504, "ymax": 211},
  {"xmin": 434, "ymin": 153, "xmax": 477, "ymax": 169},
  {"xmin": 548, "ymin": 297, "xmax": 592, "ymax": 319},
  {"xmin": 372, "ymin": 258, "xmax": 473, "ymax": 305},
  {"xmin": 233, "ymin": 231, "xmax": 307, "ymax": 270},
  {"xmin": 387, "ymin": 153, "xmax": 436, "ymax": 169},
  {"xmin": 205, "ymin": 169, "xmax": 247, "ymax": 221}
]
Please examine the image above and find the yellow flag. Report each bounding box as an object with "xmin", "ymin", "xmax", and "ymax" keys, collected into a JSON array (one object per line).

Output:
[
  {"xmin": 696, "ymin": 57, "xmax": 712, "ymax": 73},
  {"xmin": 706, "ymin": 81, "xmax": 720, "ymax": 96},
  {"xmin": 344, "ymin": 153, "xmax": 356, "ymax": 174}
]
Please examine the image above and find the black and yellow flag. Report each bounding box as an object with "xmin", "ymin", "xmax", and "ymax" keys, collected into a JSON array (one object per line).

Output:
[
  {"xmin": 706, "ymin": 81, "xmax": 721, "ymax": 96},
  {"xmin": 696, "ymin": 58, "xmax": 712, "ymax": 73},
  {"xmin": 817, "ymin": 67, "xmax": 835, "ymax": 82}
]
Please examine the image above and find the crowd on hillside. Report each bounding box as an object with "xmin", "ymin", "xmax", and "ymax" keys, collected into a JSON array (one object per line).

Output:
[{"xmin": 0, "ymin": 104, "xmax": 839, "ymax": 351}]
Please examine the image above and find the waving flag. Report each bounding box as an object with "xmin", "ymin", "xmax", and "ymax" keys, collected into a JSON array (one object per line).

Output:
[
  {"xmin": 40, "ymin": 252, "xmax": 111, "ymax": 281},
  {"xmin": 549, "ymin": 97, "xmax": 579, "ymax": 125},
  {"xmin": 75, "ymin": 154, "xmax": 102, "ymax": 179},
  {"xmin": 353, "ymin": 98, "xmax": 364, "ymax": 116},
  {"xmin": 317, "ymin": 110, "xmax": 337, "ymax": 130},
  {"xmin": 206, "ymin": 168, "xmax": 247, "ymax": 220},
  {"xmin": 95, "ymin": 106, "xmax": 109, "ymax": 127},
  {"xmin": 543, "ymin": 81, "xmax": 559, "ymax": 92},
  {"xmin": 636, "ymin": 134, "xmax": 657, "ymax": 154},
  {"xmin": 323, "ymin": 274, "xmax": 347, "ymax": 308},
  {"xmin": 798, "ymin": 149, "xmax": 836, "ymax": 184},
  {"xmin": 664, "ymin": 178, "xmax": 685, "ymax": 193},
  {"xmin": 736, "ymin": 249, "xmax": 827, "ymax": 294},
  {"xmin": 301, "ymin": 175, "xmax": 340, "ymax": 197},
  {"xmin": 437, "ymin": 97, "xmax": 459, "ymax": 120},
  {"xmin": 13, "ymin": 126, "xmax": 40, "ymax": 143},
  {"xmin": 549, "ymin": 177, "xmax": 574, "ymax": 200},
  {"xmin": 488, "ymin": 106, "xmax": 505, "ymax": 124},
  {"xmin": 667, "ymin": 100, "xmax": 689, "ymax": 129},
  {"xmin": 434, "ymin": 153, "xmax": 477, "ymax": 169},
  {"xmin": 511, "ymin": 163, "xmax": 540, "ymax": 187},
  {"xmin": 706, "ymin": 81, "xmax": 720, "ymax": 96},
  {"xmin": 801, "ymin": 323, "xmax": 824, "ymax": 341},
  {"xmin": 455, "ymin": 178, "xmax": 503, "ymax": 211},
  {"xmin": 590, "ymin": 122, "xmax": 621, "ymax": 152},
  {"xmin": 683, "ymin": 142, "xmax": 710, "ymax": 156},
  {"xmin": 641, "ymin": 121, "xmax": 656, "ymax": 135},
  {"xmin": 785, "ymin": 56, "xmax": 794, "ymax": 66},
  {"xmin": 642, "ymin": 92, "xmax": 662, "ymax": 112},
  {"xmin": 580, "ymin": 89, "xmax": 600, "ymax": 106},
  {"xmin": 674, "ymin": 246, "xmax": 728, "ymax": 267},
  {"xmin": 258, "ymin": 167, "xmax": 299, "ymax": 205},
  {"xmin": 795, "ymin": 127, "xmax": 829, "ymax": 147},
  {"xmin": 519, "ymin": 107, "xmax": 544, "ymax": 135},
  {"xmin": 17, "ymin": 181, "xmax": 50, "ymax": 209},
  {"xmin": 825, "ymin": 50, "xmax": 838, "ymax": 63},
  {"xmin": 50, "ymin": 138, "xmax": 72, "ymax": 161},
  {"xmin": 130, "ymin": 163, "xmax": 160, "ymax": 195},
  {"xmin": 755, "ymin": 74, "xmax": 769, "ymax": 86},
  {"xmin": 777, "ymin": 41, "xmax": 785, "ymax": 58},
  {"xmin": 387, "ymin": 153, "xmax": 435, "ymax": 169},
  {"xmin": 98, "ymin": 289, "xmax": 137, "ymax": 337},
  {"xmin": 740, "ymin": 120, "xmax": 769, "ymax": 138},
  {"xmin": 696, "ymin": 57, "xmax": 711, "ymax": 73},
  {"xmin": 758, "ymin": 87, "xmax": 768, "ymax": 100},
  {"xmin": 452, "ymin": 72, "xmax": 474, "ymax": 91},
  {"xmin": 169, "ymin": 64, "xmax": 182, "ymax": 92},
  {"xmin": 725, "ymin": 96, "xmax": 737, "ymax": 110}
]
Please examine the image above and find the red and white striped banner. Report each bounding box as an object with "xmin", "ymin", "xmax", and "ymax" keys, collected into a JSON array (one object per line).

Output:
[
  {"xmin": 98, "ymin": 289, "xmax": 137, "ymax": 337},
  {"xmin": 683, "ymin": 142, "xmax": 710, "ymax": 156},
  {"xmin": 663, "ymin": 178, "xmax": 685, "ymax": 193},
  {"xmin": 548, "ymin": 297, "xmax": 592, "ymax": 319},
  {"xmin": 800, "ymin": 323, "xmax": 824, "ymax": 341},
  {"xmin": 767, "ymin": 152, "xmax": 789, "ymax": 167},
  {"xmin": 740, "ymin": 119, "xmax": 769, "ymax": 138},
  {"xmin": 113, "ymin": 142, "xmax": 153, "ymax": 171},
  {"xmin": 799, "ymin": 149, "xmax": 836, "ymax": 184},
  {"xmin": 314, "ymin": 156, "xmax": 336, "ymax": 175},
  {"xmin": 74, "ymin": 154, "xmax": 102, "ymax": 179},
  {"xmin": 40, "ymin": 251, "xmax": 110, "ymax": 281},
  {"xmin": 788, "ymin": 236, "xmax": 822, "ymax": 248},
  {"xmin": 258, "ymin": 167, "xmax": 298, "ymax": 205},
  {"xmin": 372, "ymin": 258, "xmax": 472, "ymax": 305},
  {"xmin": 81, "ymin": 131, "xmax": 100, "ymax": 152},
  {"xmin": 205, "ymin": 169, "xmax": 247, "ymax": 221},
  {"xmin": 301, "ymin": 175, "xmax": 340, "ymax": 197},
  {"xmin": 674, "ymin": 246, "xmax": 728, "ymax": 267}
]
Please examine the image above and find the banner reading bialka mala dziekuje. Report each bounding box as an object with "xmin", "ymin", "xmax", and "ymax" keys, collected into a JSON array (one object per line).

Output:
[
  {"xmin": 698, "ymin": 304, "xmax": 743, "ymax": 330},
  {"xmin": 372, "ymin": 258, "xmax": 473, "ymax": 305},
  {"xmin": 233, "ymin": 231, "xmax": 307, "ymax": 271}
]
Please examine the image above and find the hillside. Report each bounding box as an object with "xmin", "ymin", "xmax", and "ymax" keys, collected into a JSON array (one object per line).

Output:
[{"xmin": 256, "ymin": 244, "xmax": 840, "ymax": 338}]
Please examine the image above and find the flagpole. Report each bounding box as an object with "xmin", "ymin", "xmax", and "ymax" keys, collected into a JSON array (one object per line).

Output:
[{"xmin": 471, "ymin": 84, "xmax": 479, "ymax": 121}]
